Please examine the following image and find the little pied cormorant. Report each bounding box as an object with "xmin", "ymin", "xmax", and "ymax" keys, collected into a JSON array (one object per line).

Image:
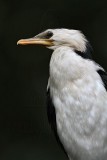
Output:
[{"xmin": 17, "ymin": 29, "xmax": 107, "ymax": 160}]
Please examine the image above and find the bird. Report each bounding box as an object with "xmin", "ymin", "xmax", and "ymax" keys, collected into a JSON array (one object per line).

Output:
[{"xmin": 17, "ymin": 28, "xmax": 107, "ymax": 160}]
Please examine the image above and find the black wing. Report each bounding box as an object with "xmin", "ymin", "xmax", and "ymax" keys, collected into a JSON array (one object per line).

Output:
[
  {"xmin": 75, "ymin": 41, "xmax": 107, "ymax": 92},
  {"xmin": 47, "ymin": 88, "xmax": 68, "ymax": 157},
  {"xmin": 47, "ymin": 88, "xmax": 57, "ymax": 133},
  {"xmin": 97, "ymin": 69, "xmax": 107, "ymax": 91}
]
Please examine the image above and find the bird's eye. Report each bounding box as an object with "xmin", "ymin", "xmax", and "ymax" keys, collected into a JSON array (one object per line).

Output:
[{"xmin": 46, "ymin": 31, "xmax": 53, "ymax": 39}]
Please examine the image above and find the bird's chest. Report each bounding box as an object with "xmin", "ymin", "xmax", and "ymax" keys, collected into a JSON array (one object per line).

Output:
[
  {"xmin": 50, "ymin": 81, "xmax": 96, "ymax": 135},
  {"xmin": 49, "ymin": 51, "xmax": 101, "ymax": 135},
  {"xmin": 49, "ymin": 77, "xmax": 107, "ymax": 159},
  {"xmin": 49, "ymin": 48, "xmax": 107, "ymax": 159}
]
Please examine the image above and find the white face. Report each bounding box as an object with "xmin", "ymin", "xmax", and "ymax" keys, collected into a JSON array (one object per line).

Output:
[
  {"xmin": 45, "ymin": 29, "xmax": 87, "ymax": 52},
  {"xmin": 17, "ymin": 28, "xmax": 87, "ymax": 52}
]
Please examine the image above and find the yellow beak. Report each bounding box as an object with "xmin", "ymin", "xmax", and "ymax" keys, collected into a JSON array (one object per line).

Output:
[{"xmin": 17, "ymin": 38, "xmax": 53, "ymax": 46}]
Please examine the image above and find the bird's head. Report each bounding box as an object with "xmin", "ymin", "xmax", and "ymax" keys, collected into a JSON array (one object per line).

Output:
[{"xmin": 17, "ymin": 29, "xmax": 88, "ymax": 52}]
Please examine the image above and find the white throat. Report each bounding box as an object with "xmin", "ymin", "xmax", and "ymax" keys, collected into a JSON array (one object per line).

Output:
[{"xmin": 49, "ymin": 46, "xmax": 101, "ymax": 89}]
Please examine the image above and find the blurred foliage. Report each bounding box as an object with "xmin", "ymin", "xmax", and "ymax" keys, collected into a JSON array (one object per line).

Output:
[{"xmin": 0, "ymin": 0, "xmax": 107, "ymax": 159}]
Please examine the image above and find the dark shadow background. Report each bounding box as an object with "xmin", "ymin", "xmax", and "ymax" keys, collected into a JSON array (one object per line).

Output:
[{"xmin": 0, "ymin": 0, "xmax": 107, "ymax": 159}]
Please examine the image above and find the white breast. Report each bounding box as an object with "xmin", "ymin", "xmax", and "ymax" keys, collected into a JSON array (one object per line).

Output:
[{"xmin": 49, "ymin": 46, "xmax": 107, "ymax": 160}]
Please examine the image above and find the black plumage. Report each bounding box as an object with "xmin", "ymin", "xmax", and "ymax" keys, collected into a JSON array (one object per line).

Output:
[
  {"xmin": 47, "ymin": 89, "xmax": 68, "ymax": 157},
  {"xmin": 75, "ymin": 42, "xmax": 107, "ymax": 92},
  {"xmin": 97, "ymin": 69, "xmax": 107, "ymax": 91},
  {"xmin": 75, "ymin": 42, "xmax": 93, "ymax": 60}
]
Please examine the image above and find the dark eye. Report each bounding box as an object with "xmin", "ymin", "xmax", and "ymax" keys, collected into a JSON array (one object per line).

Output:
[{"xmin": 45, "ymin": 31, "xmax": 53, "ymax": 39}]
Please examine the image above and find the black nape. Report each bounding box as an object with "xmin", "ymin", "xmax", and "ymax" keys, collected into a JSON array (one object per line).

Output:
[
  {"xmin": 75, "ymin": 42, "xmax": 93, "ymax": 60},
  {"xmin": 97, "ymin": 69, "xmax": 107, "ymax": 91}
]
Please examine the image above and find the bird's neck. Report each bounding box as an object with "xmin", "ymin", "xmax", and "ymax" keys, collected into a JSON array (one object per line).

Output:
[{"xmin": 49, "ymin": 46, "xmax": 100, "ymax": 89}]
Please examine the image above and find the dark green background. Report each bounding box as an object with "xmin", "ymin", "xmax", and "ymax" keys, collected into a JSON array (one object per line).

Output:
[{"xmin": 0, "ymin": 0, "xmax": 107, "ymax": 159}]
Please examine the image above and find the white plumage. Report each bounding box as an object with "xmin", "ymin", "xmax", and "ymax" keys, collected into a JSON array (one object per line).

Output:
[
  {"xmin": 49, "ymin": 45, "xmax": 107, "ymax": 160},
  {"xmin": 18, "ymin": 28, "xmax": 107, "ymax": 160}
]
